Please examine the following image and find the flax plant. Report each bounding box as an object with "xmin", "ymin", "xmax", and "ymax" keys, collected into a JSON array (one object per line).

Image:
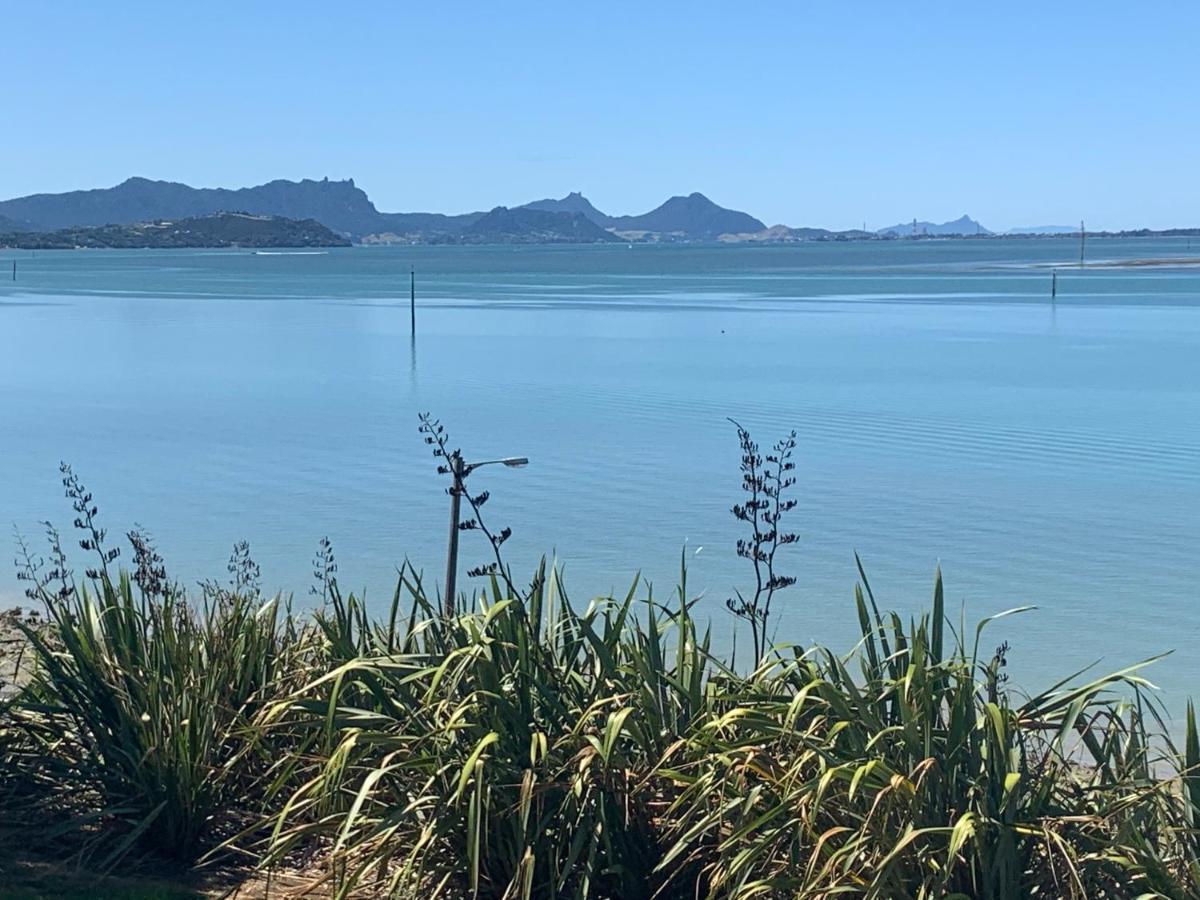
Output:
[
  {"xmin": 255, "ymin": 555, "xmax": 714, "ymax": 899},
  {"xmin": 4, "ymin": 467, "xmax": 303, "ymax": 866},
  {"xmin": 5, "ymin": 444, "xmax": 1200, "ymax": 900},
  {"xmin": 658, "ymin": 563, "xmax": 1177, "ymax": 899}
]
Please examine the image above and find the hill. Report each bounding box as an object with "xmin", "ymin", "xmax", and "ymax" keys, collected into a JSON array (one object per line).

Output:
[
  {"xmin": 0, "ymin": 177, "xmax": 386, "ymax": 238},
  {"xmin": 610, "ymin": 192, "xmax": 766, "ymax": 240},
  {"xmin": 0, "ymin": 212, "xmax": 351, "ymax": 249},
  {"xmin": 877, "ymin": 215, "xmax": 991, "ymax": 237},
  {"xmin": 456, "ymin": 207, "xmax": 619, "ymax": 244},
  {"xmin": 0, "ymin": 214, "xmax": 33, "ymax": 232},
  {"xmin": 521, "ymin": 192, "xmax": 614, "ymax": 227},
  {"xmin": 370, "ymin": 210, "xmax": 483, "ymax": 241}
]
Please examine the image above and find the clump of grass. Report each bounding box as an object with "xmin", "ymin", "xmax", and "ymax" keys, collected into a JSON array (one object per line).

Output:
[
  {"xmin": 9, "ymin": 543, "xmax": 1200, "ymax": 897},
  {"xmin": 244, "ymin": 554, "xmax": 1200, "ymax": 899},
  {"xmin": 660, "ymin": 564, "xmax": 1179, "ymax": 898},
  {"xmin": 4, "ymin": 466, "xmax": 305, "ymax": 868},
  {"xmin": 254, "ymin": 557, "xmax": 712, "ymax": 899}
]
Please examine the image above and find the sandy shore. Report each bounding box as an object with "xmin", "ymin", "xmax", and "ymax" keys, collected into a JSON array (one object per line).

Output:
[
  {"xmin": 1033, "ymin": 257, "xmax": 1200, "ymax": 269},
  {"xmin": 1091, "ymin": 257, "xmax": 1200, "ymax": 268},
  {"xmin": 0, "ymin": 607, "xmax": 38, "ymax": 698}
]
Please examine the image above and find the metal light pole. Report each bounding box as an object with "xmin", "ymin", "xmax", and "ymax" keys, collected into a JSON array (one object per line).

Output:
[{"xmin": 444, "ymin": 452, "xmax": 528, "ymax": 616}]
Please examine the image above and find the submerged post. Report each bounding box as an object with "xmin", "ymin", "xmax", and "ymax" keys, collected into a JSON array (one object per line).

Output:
[
  {"xmin": 11, "ymin": 260, "xmax": 14, "ymax": 281},
  {"xmin": 1051, "ymin": 270, "xmax": 1057, "ymax": 298},
  {"xmin": 410, "ymin": 267, "xmax": 415, "ymax": 336}
]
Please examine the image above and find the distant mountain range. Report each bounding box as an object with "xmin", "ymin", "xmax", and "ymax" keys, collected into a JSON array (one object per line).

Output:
[
  {"xmin": 2, "ymin": 178, "xmax": 1184, "ymax": 246},
  {"xmin": 876, "ymin": 215, "xmax": 991, "ymax": 237},
  {"xmin": 0, "ymin": 178, "xmax": 766, "ymax": 244},
  {"xmin": 0, "ymin": 213, "xmax": 349, "ymax": 250}
]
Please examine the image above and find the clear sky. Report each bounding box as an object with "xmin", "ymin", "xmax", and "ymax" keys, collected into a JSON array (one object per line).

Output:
[{"xmin": 5, "ymin": 2, "xmax": 1197, "ymax": 231}]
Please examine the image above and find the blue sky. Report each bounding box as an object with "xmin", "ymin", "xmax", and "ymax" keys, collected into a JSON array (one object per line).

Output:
[{"xmin": 5, "ymin": 2, "xmax": 1197, "ymax": 230}]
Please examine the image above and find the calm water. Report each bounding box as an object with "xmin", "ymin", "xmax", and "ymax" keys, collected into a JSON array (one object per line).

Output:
[{"xmin": 1, "ymin": 239, "xmax": 1198, "ymax": 708}]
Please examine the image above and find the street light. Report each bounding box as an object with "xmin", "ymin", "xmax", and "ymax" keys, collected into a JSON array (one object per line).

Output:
[{"xmin": 444, "ymin": 452, "xmax": 528, "ymax": 615}]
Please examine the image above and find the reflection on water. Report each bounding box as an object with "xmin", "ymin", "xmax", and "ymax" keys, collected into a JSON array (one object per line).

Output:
[{"xmin": 410, "ymin": 332, "xmax": 417, "ymax": 388}]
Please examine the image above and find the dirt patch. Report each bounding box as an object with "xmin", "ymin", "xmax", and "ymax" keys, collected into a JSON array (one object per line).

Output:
[{"xmin": 0, "ymin": 838, "xmax": 386, "ymax": 900}]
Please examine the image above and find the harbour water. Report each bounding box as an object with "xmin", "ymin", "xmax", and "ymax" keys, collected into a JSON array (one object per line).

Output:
[{"xmin": 1, "ymin": 239, "xmax": 1197, "ymax": 708}]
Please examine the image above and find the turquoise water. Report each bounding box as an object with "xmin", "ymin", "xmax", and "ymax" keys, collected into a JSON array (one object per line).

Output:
[{"xmin": 1, "ymin": 239, "xmax": 1198, "ymax": 707}]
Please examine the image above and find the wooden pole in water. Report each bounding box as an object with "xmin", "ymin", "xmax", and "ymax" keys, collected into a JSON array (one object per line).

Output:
[
  {"xmin": 410, "ymin": 267, "xmax": 415, "ymax": 335},
  {"xmin": 1051, "ymin": 270, "xmax": 1057, "ymax": 298},
  {"xmin": 11, "ymin": 260, "xmax": 15, "ymax": 281}
]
